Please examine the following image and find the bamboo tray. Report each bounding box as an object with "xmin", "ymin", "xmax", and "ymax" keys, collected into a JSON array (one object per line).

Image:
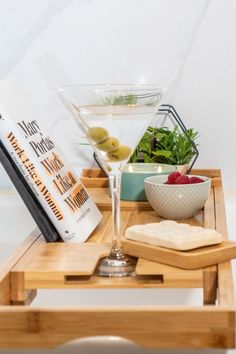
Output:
[{"xmin": 0, "ymin": 169, "xmax": 235, "ymax": 349}]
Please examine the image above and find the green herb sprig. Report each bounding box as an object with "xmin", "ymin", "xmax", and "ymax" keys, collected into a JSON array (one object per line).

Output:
[{"xmin": 101, "ymin": 94, "xmax": 137, "ymax": 105}]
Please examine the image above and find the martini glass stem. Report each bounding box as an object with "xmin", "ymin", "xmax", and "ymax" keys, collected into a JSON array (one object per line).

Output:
[
  {"xmin": 99, "ymin": 169, "xmax": 135, "ymax": 276},
  {"xmin": 109, "ymin": 171, "xmax": 124, "ymax": 259}
]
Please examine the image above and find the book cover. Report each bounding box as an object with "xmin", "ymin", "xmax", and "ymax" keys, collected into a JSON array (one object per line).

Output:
[
  {"xmin": 0, "ymin": 80, "xmax": 102, "ymax": 243},
  {"xmin": 0, "ymin": 140, "xmax": 61, "ymax": 242}
]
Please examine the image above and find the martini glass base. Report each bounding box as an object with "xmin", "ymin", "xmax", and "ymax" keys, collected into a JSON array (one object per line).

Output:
[{"xmin": 98, "ymin": 253, "xmax": 136, "ymax": 277}]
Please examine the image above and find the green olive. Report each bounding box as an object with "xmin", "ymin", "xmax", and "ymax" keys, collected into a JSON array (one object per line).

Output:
[
  {"xmin": 107, "ymin": 145, "xmax": 132, "ymax": 162},
  {"xmin": 87, "ymin": 127, "xmax": 109, "ymax": 143},
  {"xmin": 96, "ymin": 137, "xmax": 120, "ymax": 152}
]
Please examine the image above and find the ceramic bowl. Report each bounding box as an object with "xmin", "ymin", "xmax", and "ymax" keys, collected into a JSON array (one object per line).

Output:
[{"xmin": 144, "ymin": 175, "xmax": 211, "ymax": 219}]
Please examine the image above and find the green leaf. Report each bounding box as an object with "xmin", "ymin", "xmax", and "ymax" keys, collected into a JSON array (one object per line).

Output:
[{"xmin": 152, "ymin": 150, "xmax": 172, "ymax": 159}]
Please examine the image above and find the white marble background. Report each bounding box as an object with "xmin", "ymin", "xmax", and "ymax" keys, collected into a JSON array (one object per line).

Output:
[
  {"xmin": 1, "ymin": 1, "xmax": 236, "ymax": 353},
  {"xmin": 0, "ymin": 0, "xmax": 236, "ymax": 192}
]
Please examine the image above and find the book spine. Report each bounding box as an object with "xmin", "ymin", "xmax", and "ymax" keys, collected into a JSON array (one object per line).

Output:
[{"xmin": 0, "ymin": 100, "xmax": 102, "ymax": 243}]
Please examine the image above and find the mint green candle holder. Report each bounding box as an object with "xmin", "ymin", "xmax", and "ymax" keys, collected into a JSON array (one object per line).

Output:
[{"xmin": 121, "ymin": 163, "xmax": 177, "ymax": 201}]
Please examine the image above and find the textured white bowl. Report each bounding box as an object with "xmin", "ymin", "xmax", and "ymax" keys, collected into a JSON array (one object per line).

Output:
[{"xmin": 144, "ymin": 175, "xmax": 211, "ymax": 219}]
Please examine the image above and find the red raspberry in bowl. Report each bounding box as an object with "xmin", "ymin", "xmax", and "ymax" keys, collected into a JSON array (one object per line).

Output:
[
  {"xmin": 190, "ymin": 176, "xmax": 205, "ymax": 184},
  {"xmin": 167, "ymin": 172, "xmax": 181, "ymax": 184},
  {"xmin": 175, "ymin": 175, "xmax": 191, "ymax": 184}
]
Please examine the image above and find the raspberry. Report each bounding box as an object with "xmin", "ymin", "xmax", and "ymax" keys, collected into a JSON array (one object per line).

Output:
[
  {"xmin": 167, "ymin": 172, "xmax": 181, "ymax": 184},
  {"xmin": 190, "ymin": 176, "xmax": 204, "ymax": 184},
  {"xmin": 175, "ymin": 175, "xmax": 191, "ymax": 184}
]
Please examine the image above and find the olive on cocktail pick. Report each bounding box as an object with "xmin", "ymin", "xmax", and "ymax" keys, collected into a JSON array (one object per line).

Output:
[
  {"xmin": 96, "ymin": 137, "xmax": 120, "ymax": 152},
  {"xmin": 107, "ymin": 145, "xmax": 132, "ymax": 162},
  {"xmin": 87, "ymin": 127, "xmax": 109, "ymax": 143}
]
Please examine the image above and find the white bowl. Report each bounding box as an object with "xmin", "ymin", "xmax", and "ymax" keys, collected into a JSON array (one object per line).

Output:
[{"xmin": 144, "ymin": 175, "xmax": 211, "ymax": 219}]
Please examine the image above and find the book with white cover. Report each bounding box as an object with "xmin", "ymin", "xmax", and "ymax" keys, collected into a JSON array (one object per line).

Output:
[{"xmin": 0, "ymin": 80, "xmax": 102, "ymax": 243}]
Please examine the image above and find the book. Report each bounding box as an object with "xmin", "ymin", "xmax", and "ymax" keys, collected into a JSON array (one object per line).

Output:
[
  {"xmin": 0, "ymin": 140, "xmax": 61, "ymax": 242},
  {"xmin": 0, "ymin": 80, "xmax": 102, "ymax": 243}
]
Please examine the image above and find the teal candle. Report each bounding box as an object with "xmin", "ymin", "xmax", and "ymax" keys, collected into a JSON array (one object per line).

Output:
[{"xmin": 121, "ymin": 163, "xmax": 177, "ymax": 201}]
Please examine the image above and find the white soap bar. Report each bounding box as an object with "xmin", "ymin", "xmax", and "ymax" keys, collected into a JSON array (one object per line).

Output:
[{"xmin": 125, "ymin": 220, "xmax": 223, "ymax": 251}]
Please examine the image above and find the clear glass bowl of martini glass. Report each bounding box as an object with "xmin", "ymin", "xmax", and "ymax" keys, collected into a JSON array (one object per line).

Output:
[{"xmin": 57, "ymin": 84, "xmax": 166, "ymax": 277}]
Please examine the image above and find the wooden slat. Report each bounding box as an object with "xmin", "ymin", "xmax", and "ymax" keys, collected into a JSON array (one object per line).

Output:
[
  {"xmin": 0, "ymin": 306, "xmax": 234, "ymax": 349},
  {"xmin": 88, "ymin": 188, "xmax": 153, "ymax": 211},
  {"xmin": 203, "ymin": 188, "xmax": 218, "ymax": 304},
  {"xmin": 88, "ymin": 209, "xmax": 170, "ymax": 243},
  {"xmin": 135, "ymin": 259, "xmax": 202, "ymax": 288},
  {"xmin": 83, "ymin": 169, "xmax": 222, "ymax": 209},
  {"xmin": 81, "ymin": 168, "xmax": 109, "ymax": 188},
  {"xmin": 83, "ymin": 168, "xmax": 222, "ymax": 180},
  {"xmin": 88, "ymin": 210, "xmax": 132, "ymax": 243},
  {"xmin": 203, "ymin": 188, "xmax": 216, "ymax": 230},
  {"xmin": 11, "ymin": 242, "xmax": 112, "ymax": 292},
  {"xmin": 81, "ymin": 168, "xmax": 107, "ymax": 178},
  {"xmin": 191, "ymin": 169, "xmax": 221, "ymax": 178},
  {"xmin": 11, "ymin": 241, "xmax": 201, "ymax": 289},
  {"xmin": 82, "ymin": 169, "xmax": 222, "ymax": 189},
  {"xmin": 24, "ymin": 274, "xmax": 167, "ymax": 289},
  {"xmin": 88, "ymin": 180, "xmax": 221, "ymax": 208},
  {"xmin": 210, "ymin": 177, "xmax": 222, "ymax": 187},
  {"xmin": 214, "ymin": 186, "xmax": 235, "ymax": 306}
]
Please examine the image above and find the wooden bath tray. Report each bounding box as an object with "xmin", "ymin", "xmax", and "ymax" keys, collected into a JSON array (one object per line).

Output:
[{"xmin": 0, "ymin": 169, "xmax": 235, "ymax": 350}]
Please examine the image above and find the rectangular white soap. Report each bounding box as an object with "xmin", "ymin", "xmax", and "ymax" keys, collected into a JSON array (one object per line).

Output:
[{"xmin": 125, "ymin": 220, "xmax": 223, "ymax": 251}]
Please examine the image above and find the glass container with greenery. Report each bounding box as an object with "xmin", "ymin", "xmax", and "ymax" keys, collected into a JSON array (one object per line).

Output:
[{"xmin": 129, "ymin": 126, "xmax": 199, "ymax": 169}]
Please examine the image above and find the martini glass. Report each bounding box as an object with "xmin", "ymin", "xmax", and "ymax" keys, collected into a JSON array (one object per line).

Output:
[{"xmin": 57, "ymin": 84, "xmax": 166, "ymax": 277}]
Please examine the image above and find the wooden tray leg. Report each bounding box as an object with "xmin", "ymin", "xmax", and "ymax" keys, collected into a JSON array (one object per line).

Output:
[
  {"xmin": 0, "ymin": 229, "xmax": 42, "ymax": 305},
  {"xmin": 203, "ymin": 265, "xmax": 217, "ymax": 305},
  {"xmin": 10, "ymin": 272, "xmax": 37, "ymax": 305}
]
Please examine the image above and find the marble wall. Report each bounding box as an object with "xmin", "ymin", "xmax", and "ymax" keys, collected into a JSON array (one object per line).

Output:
[
  {"xmin": 1, "ymin": 2, "xmax": 236, "ymax": 353},
  {"xmin": 0, "ymin": 0, "xmax": 236, "ymax": 192}
]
